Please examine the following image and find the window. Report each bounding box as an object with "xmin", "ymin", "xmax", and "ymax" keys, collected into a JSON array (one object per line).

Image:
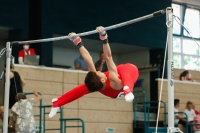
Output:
[
  {"xmin": 172, "ymin": 4, "xmax": 182, "ymax": 35},
  {"xmin": 172, "ymin": 3, "xmax": 200, "ymax": 71},
  {"xmin": 173, "ymin": 37, "xmax": 181, "ymax": 53},
  {"xmin": 182, "ymin": 39, "xmax": 199, "ymax": 55},
  {"xmin": 183, "ymin": 8, "xmax": 200, "ymax": 38},
  {"xmin": 183, "ymin": 56, "xmax": 200, "ymax": 70},
  {"xmin": 173, "ymin": 54, "xmax": 181, "ymax": 68}
]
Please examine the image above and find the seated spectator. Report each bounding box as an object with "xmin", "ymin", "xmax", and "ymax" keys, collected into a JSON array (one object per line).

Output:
[
  {"xmin": 179, "ymin": 101, "xmax": 196, "ymax": 133},
  {"xmin": 11, "ymin": 91, "xmax": 42, "ymax": 133},
  {"xmin": 192, "ymin": 102, "xmax": 199, "ymax": 115},
  {"xmin": 95, "ymin": 51, "xmax": 108, "ymax": 72},
  {"xmin": 18, "ymin": 41, "xmax": 36, "ymax": 64},
  {"xmin": 4, "ymin": 64, "xmax": 25, "ymax": 109},
  {"xmin": 174, "ymin": 99, "xmax": 183, "ymax": 124},
  {"xmin": 179, "ymin": 70, "xmax": 194, "ymax": 81},
  {"xmin": 0, "ymin": 106, "xmax": 15, "ymax": 133},
  {"xmin": 74, "ymin": 55, "xmax": 88, "ymax": 71},
  {"xmin": 193, "ymin": 115, "xmax": 200, "ymax": 133}
]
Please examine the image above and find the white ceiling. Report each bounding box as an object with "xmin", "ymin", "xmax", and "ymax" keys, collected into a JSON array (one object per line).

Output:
[{"xmin": 53, "ymin": 34, "xmax": 149, "ymax": 54}]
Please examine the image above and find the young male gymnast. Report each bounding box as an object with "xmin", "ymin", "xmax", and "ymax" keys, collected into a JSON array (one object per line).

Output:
[{"xmin": 49, "ymin": 26, "xmax": 139, "ymax": 118}]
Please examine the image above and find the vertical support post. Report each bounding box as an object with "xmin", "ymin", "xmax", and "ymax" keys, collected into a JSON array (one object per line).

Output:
[
  {"xmin": 39, "ymin": 98, "xmax": 42, "ymax": 133},
  {"xmin": 64, "ymin": 121, "xmax": 66, "ymax": 133},
  {"xmin": 166, "ymin": 7, "xmax": 174, "ymax": 130},
  {"xmin": 43, "ymin": 108, "xmax": 46, "ymax": 133},
  {"xmin": 60, "ymin": 107, "xmax": 63, "ymax": 133},
  {"xmin": 3, "ymin": 42, "xmax": 11, "ymax": 133}
]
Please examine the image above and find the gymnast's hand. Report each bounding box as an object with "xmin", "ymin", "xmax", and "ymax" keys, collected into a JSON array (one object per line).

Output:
[
  {"xmin": 96, "ymin": 26, "xmax": 107, "ymax": 35},
  {"xmin": 68, "ymin": 32, "xmax": 82, "ymax": 46},
  {"xmin": 96, "ymin": 26, "xmax": 108, "ymax": 41}
]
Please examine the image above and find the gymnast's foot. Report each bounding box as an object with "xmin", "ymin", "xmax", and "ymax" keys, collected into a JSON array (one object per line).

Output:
[
  {"xmin": 49, "ymin": 98, "xmax": 59, "ymax": 118},
  {"xmin": 123, "ymin": 86, "xmax": 134, "ymax": 102}
]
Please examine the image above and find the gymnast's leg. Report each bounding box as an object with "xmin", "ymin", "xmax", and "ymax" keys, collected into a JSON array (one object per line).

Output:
[{"xmin": 118, "ymin": 63, "xmax": 139, "ymax": 102}]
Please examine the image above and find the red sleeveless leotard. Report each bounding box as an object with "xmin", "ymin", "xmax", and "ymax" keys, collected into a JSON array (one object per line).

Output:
[{"xmin": 98, "ymin": 71, "xmax": 123, "ymax": 98}]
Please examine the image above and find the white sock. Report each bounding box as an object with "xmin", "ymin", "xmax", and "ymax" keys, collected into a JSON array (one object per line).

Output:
[
  {"xmin": 123, "ymin": 86, "xmax": 134, "ymax": 102},
  {"xmin": 49, "ymin": 98, "xmax": 59, "ymax": 118}
]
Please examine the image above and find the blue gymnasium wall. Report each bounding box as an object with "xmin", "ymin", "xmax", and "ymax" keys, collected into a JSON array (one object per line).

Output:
[
  {"xmin": 42, "ymin": 0, "xmax": 171, "ymax": 49},
  {"xmin": 0, "ymin": 0, "xmax": 29, "ymax": 64},
  {"xmin": 0, "ymin": 0, "xmax": 29, "ymax": 36},
  {"xmin": 0, "ymin": 0, "xmax": 171, "ymax": 66}
]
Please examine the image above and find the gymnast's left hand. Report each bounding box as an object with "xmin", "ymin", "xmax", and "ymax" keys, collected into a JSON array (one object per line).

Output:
[{"xmin": 96, "ymin": 26, "xmax": 106, "ymax": 35}]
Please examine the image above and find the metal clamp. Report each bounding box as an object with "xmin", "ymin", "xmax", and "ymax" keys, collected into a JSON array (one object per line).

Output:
[{"xmin": 167, "ymin": 127, "xmax": 183, "ymax": 133}]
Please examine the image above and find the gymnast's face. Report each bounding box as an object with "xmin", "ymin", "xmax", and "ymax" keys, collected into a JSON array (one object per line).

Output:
[{"xmin": 96, "ymin": 71, "xmax": 107, "ymax": 83}]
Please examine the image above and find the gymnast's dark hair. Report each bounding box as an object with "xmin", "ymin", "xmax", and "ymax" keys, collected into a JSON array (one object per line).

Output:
[
  {"xmin": 179, "ymin": 70, "xmax": 189, "ymax": 80},
  {"xmin": 85, "ymin": 71, "xmax": 104, "ymax": 92}
]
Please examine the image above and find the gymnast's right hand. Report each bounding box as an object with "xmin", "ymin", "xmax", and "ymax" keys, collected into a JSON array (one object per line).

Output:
[
  {"xmin": 68, "ymin": 32, "xmax": 82, "ymax": 46},
  {"xmin": 96, "ymin": 26, "xmax": 108, "ymax": 41}
]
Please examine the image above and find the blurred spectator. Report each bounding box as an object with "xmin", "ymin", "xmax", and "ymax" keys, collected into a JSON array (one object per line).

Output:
[
  {"xmin": 18, "ymin": 41, "xmax": 36, "ymax": 64},
  {"xmin": 179, "ymin": 101, "xmax": 196, "ymax": 133},
  {"xmin": 174, "ymin": 99, "xmax": 183, "ymax": 124},
  {"xmin": 11, "ymin": 91, "xmax": 42, "ymax": 133},
  {"xmin": 193, "ymin": 115, "xmax": 200, "ymax": 133},
  {"xmin": 192, "ymin": 102, "xmax": 199, "ymax": 115},
  {"xmin": 4, "ymin": 64, "xmax": 25, "ymax": 109},
  {"xmin": 184, "ymin": 101, "xmax": 196, "ymax": 122},
  {"xmin": 179, "ymin": 70, "xmax": 194, "ymax": 81},
  {"xmin": 0, "ymin": 106, "xmax": 15, "ymax": 133},
  {"xmin": 95, "ymin": 51, "xmax": 108, "ymax": 72},
  {"xmin": 74, "ymin": 55, "xmax": 88, "ymax": 71}
]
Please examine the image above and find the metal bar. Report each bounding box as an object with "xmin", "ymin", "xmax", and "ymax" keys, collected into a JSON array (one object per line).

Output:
[
  {"xmin": 166, "ymin": 7, "xmax": 174, "ymax": 129},
  {"xmin": 43, "ymin": 108, "xmax": 46, "ymax": 133},
  {"xmin": 60, "ymin": 107, "xmax": 63, "ymax": 133},
  {"xmin": 45, "ymin": 129, "xmax": 60, "ymax": 130},
  {"xmin": 64, "ymin": 121, "xmax": 66, "ymax": 133},
  {"xmin": 65, "ymin": 126, "xmax": 83, "ymax": 128},
  {"xmin": 11, "ymin": 9, "xmax": 166, "ymax": 45},
  {"xmin": 3, "ymin": 42, "xmax": 11, "ymax": 133}
]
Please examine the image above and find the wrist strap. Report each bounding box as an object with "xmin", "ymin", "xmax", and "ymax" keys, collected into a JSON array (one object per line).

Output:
[
  {"xmin": 103, "ymin": 39, "xmax": 108, "ymax": 44},
  {"xmin": 73, "ymin": 37, "xmax": 81, "ymax": 45},
  {"xmin": 77, "ymin": 42, "xmax": 84, "ymax": 49}
]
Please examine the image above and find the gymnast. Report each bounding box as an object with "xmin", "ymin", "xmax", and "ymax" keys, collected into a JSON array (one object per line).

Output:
[{"xmin": 49, "ymin": 26, "xmax": 139, "ymax": 118}]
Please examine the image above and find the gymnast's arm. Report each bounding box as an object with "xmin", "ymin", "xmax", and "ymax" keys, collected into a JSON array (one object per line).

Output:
[
  {"xmin": 68, "ymin": 32, "xmax": 96, "ymax": 72},
  {"xmin": 103, "ymin": 43, "xmax": 119, "ymax": 82},
  {"xmin": 79, "ymin": 46, "xmax": 96, "ymax": 72},
  {"xmin": 96, "ymin": 27, "xmax": 119, "ymax": 82}
]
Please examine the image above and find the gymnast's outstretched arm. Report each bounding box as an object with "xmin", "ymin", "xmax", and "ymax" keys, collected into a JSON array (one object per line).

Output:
[
  {"xmin": 68, "ymin": 32, "xmax": 96, "ymax": 72},
  {"xmin": 96, "ymin": 27, "xmax": 136, "ymax": 102},
  {"xmin": 96, "ymin": 27, "xmax": 119, "ymax": 82}
]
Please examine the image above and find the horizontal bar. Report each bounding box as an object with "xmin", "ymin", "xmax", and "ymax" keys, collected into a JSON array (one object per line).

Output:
[
  {"xmin": 60, "ymin": 118, "xmax": 83, "ymax": 120},
  {"xmin": 45, "ymin": 128, "xmax": 60, "ymax": 130},
  {"xmin": 24, "ymin": 92, "xmax": 42, "ymax": 95},
  {"xmin": 45, "ymin": 111, "xmax": 61, "ymax": 114},
  {"xmin": 40, "ymin": 105, "xmax": 52, "ymax": 108},
  {"xmin": 11, "ymin": 8, "xmax": 166, "ymax": 45},
  {"xmin": 65, "ymin": 126, "xmax": 83, "ymax": 128}
]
